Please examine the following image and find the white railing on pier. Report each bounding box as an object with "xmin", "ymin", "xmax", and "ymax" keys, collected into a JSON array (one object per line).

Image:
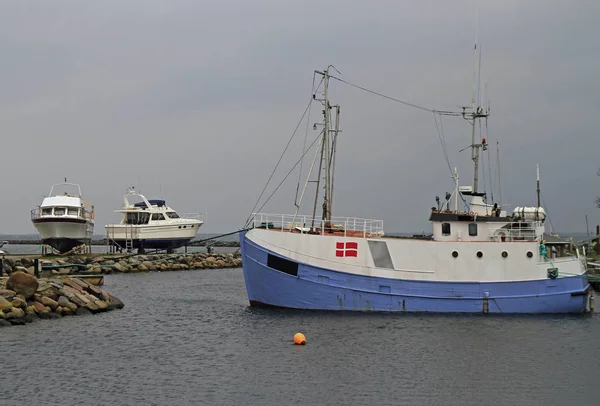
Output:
[
  {"xmin": 250, "ymin": 213, "xmax": 384, "ymax": 238},
  {"xmin": 488, "ymin": 221, "xmax": 543, "ymax": 242}
]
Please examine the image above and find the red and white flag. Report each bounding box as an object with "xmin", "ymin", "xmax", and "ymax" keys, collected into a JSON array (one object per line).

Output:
[{"xmin": 336, "ymin": 241, "xmax": 358, "ymax": 257}]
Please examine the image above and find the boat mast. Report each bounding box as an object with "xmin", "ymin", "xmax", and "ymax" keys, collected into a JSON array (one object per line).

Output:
[
  {"xmin": 462, "ymin": 41, "xmax": 489, "ymax": 193},
  {"xmin": 313, "ymin": 67, "xmax": 334, "ymax": 222}
]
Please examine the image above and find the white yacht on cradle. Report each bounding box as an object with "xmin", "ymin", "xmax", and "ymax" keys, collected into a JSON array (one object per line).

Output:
[
  {"xmin": 31, "ymin": 182, "xmax": 95, "ymax": 253},
  {"xmin": 105, "ymin": 188, "xmax": 203, "ymax": 253}
]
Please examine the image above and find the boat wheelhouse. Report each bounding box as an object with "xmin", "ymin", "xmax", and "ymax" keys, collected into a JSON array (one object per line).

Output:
[{"xmin": 105, "ymin": 189, "xmax": 203, "ymax": 253}]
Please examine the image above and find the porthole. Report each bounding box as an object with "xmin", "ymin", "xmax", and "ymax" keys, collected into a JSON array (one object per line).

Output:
[
  {"xmin": 526, "ymin": 251, "xmax": 533, "ymax": 258},
  {"xmin": 452, "ymin": 251, "xmax": 459, "ymax": 258},
  {"xmin": 501, "ymin": 251, "xmax": 508, "ymax": 258},
  {"xmin": 476, "ymin": 251, "xmax": 483, "ymax": 259},
  {"xmin": 183, "ymin": 225, "xmax": 187, "ymax": 228},
  {"xmin": 178, "ymin": 226, "xmax": 182, "ymax": 229}
]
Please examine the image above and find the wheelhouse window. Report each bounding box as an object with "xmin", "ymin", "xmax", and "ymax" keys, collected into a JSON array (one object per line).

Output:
[
  {"xmin": 54, "ymin": 207, "xmax": 66, "ymax": 216},
  {"xmin": 441, "ymin": 223, "xmax": 451, "ymax": 236},
  {"xmin": 166, "ymin": 212, "xmax": 180, "ymax": 219},
  {"xmin": 41, "ymin": 208, "xmax": 52, "ymax": 216},
  {"xmin": 151, "ymin": 213, "xmax": 165, "ymax": 221},
  {"xmin": 468, "ymin": 223, "xmax": 478, "ymax": 236},
  {"xmin": 68, "ymin": 208, "xmax": 80, "ymax": 216}
]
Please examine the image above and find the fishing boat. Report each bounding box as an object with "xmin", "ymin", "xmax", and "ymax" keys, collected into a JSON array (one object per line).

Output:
[
  {"xmin": 105, "ymin": 188, "xmax": 203, "ymax": 253},
  {"xmin": 31, "ymin": 181, "xmax": 95, "ymax": 253},
  {"xmin": 239, "ymin": 66, "xmax": 590, "ymax": 313}
]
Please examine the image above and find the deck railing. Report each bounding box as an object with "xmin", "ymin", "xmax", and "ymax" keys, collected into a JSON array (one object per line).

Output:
[
  {"xmin": 488, "ymin": 221, "xmax": 543, "ymax": 242},
  {"xmin": 31, "ymin": 207, "xmax": 94, "ymax": 221},
  {"xmin": 179, "ymin": 213, "xmax": 204, "ymax": 221},
  {"xmin": 250, "ymin": 213, "xmax": 384, "ymax": 238}
]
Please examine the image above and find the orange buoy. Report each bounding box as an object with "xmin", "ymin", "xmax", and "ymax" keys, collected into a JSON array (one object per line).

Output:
[{"xmin": 293, "ymin": 332, "xmax": 306, "ymax": 345}]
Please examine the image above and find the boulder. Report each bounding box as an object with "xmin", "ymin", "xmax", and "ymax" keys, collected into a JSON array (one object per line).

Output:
[
  {"xmin": 40, "ymin": 296, "xmax": 59, "ymax": 310},
  {"xmin": 36, "ymin": 282, "xmax": 60, "ymax": 300},
  {"xmin": 20, "ymin": 257, "xmax": 33, "ymax": 267},
  {"xmin": 0, "ymin": 296, "xmax": 13, "ymax": 310},
  {"xmin": 87, "ymin": 284, "xmax": 103, "ymax": 297},
  {"xmin": 25, "ymin": 306, "xmax": 37, "ymax": 316},
  {"xmin": 6, "ymin": 272, "xmax": 39, "ymax": 299},
  {"xmin": 11, "ymin": 298, "xmax": 26, "ymax": 309},
  {"xmin": 75, "ymin": 307, "xmax": 92, "ymax": 316},
  {"xmin": 71, "ymin": 278, "xmax": 89, "ymax": 290},
  {"xmin": 63, "ymin": 280, "xmax": 84, "ymax": 292},
  {"xmin": 10, "ymin": 308, "xmax": 25, "ymax": 318},
  {"xmin": 107, "ymin": 295, "xmax": 124, "ymax": 310},
  {"xmin": 57, "ymin": 296, "xmax": 71, "ymax": 308},
  {"xmin": 0, "ymin": 289, "xmax": 16, "ymax": 299},
  {"xmin": 32, "ymin": 301, "xmax": 46, "ymax": 313},
  {"xmin": 0, "ymin": 319, "xmax": 11, "ymax": 327}
]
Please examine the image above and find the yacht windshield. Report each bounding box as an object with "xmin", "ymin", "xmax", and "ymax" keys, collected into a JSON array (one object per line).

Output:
[{"xmin": 166, "ymin": 212, "xmax": 180, "ymax": 219}]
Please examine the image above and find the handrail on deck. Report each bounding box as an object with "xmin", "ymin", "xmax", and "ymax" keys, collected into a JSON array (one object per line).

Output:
[{"xmin": 250, "ymin": 213, "xmax": 384, "ymax": 238}]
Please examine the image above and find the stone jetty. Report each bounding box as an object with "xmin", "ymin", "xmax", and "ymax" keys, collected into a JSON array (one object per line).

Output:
[
  {"xmin": 1, "ymin": 252, "xmax": 242, "ymax": 277},
  {"xmin": 0, "ymin": 271, "xmax": 124, "ymax": 327}
]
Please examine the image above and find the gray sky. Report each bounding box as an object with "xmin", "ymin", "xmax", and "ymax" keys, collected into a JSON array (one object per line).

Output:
[{"xmin": 1, "ymin": 0, "xmax": 599, "ymax": 235}]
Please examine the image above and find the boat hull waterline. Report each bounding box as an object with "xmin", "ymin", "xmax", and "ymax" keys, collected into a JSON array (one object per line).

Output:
[{"xmin": 240, "ymin": 231, "xmax": 589, "ymax": 313}]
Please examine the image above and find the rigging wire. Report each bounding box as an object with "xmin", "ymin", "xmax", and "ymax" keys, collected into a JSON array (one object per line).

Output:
[
  {"xmin": 244, "ymin": 96, "xmax": 314, "ymax": 228},
  {"xmin": 540, "ymin": 190, "xmax": 555, "ymax": 235},
  {"xmin": 247, "ymin": 131, "xmax": 324, "ymax": 224},
  {"xmin": 329, "ymin": 74, "xmax": 462, "ymax": 116},
  {"xmin": 295, "ymin": 75, "xmax": 324, "ymax": 205},
  {"xmin": 432, "ymin": 112, "xmax": 453, "ymax": 176}
]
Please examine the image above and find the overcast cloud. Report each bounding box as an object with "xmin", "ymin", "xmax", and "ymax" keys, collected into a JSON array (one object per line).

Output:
[{"xmin": 1, "ymin": 0, "xmax": 598, "ymax": 236}]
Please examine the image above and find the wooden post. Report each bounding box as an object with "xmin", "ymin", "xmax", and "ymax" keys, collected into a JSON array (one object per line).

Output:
[
  {"xmin": 34, "ymin": 258, "xmax": 40, "ymax": 278},
  {"xmin": 596, "ymin": 225, "xmax": 600, "ymax": 255},
  {"xmin": 0, "ymin": 258, "xmax": 3, "ymax": 276}
]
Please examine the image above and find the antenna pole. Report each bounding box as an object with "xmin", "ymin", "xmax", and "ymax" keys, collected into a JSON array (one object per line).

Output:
[
  {"xmin": 454, "ymin": 167, "xmax": 459, "ymax": 212},
  {"xmin": 496, "ymin": 140, "xmax": 502, "ymax": 207},
  {"xmin": 536, "ymin": 164, "xmax": 541, "ymax": 208}
]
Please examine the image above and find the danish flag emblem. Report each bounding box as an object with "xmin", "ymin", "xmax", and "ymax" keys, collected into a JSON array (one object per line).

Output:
[{"xmin": 336, "ymin": 241, "xmax": 358, "ymax": 257}]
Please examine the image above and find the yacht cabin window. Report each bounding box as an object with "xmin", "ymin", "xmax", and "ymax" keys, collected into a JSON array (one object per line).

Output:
[
  {"xmin": 166, "ymin": 212, "xmax": 180, "ymax": 219},
  {"xmin": 42, "ymin": 208, "xmax": 52, "ymax": 216},
  {"xmin": 68, "ymin": 208, "xmax": 79, "ymax": 216},
  {"xmin": 125, "ymin": 212, "xmax": 150, "ymax": 225},
  {"xmin": 441, "ymin": 223, "xmax": 451, "ymax": 236},
  {"xmin": 151, "ymin": 213, "xmax": 165, "ymax": 221},
  {"xmin": 468, "ymin": 223, "xmax": 478, "ymax": 236},
  {"xmin": 54, "ymin": 207, "xmax": 66, "ymax": 216}
]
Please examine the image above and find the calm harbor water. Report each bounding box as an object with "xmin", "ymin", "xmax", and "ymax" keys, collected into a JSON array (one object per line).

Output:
[{"xmin": 2, "ymin": 268, "xmax": 600, "ymax": 405}]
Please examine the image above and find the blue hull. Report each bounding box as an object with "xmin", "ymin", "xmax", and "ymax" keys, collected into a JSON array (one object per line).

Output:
[{"xmin": 240, "ymin": 231, "xmax": 590, "ymax": 313}]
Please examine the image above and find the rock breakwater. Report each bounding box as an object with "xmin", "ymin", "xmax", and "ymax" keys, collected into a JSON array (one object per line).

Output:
[
  {"xmin": 0, "ymin": 271, "xmax": 124, "ymax": 327},
  {"xmin": 1, "ymin": 252, "xmax": 242, "ymax": 277}
]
